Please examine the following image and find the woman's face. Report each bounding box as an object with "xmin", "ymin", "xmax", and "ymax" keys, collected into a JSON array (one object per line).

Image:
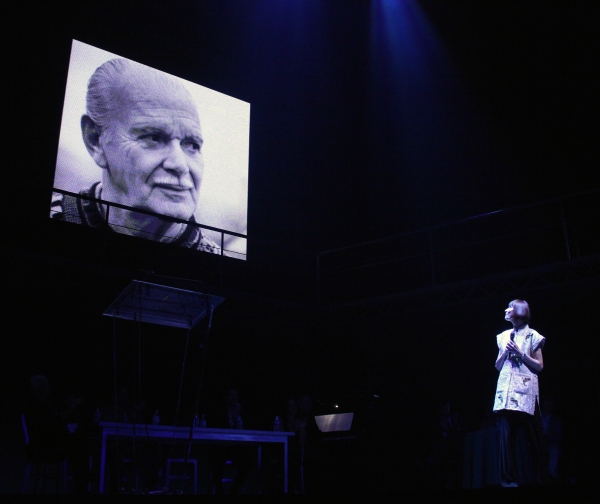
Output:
[{"xmin": 505, "ymin": 304, "xmax": 526, "ymax": 327}]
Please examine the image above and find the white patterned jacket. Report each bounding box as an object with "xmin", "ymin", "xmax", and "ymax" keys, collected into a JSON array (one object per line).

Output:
[{"xmin": 493, "ymin": 325, "xmax": 545, "ymax": 415}]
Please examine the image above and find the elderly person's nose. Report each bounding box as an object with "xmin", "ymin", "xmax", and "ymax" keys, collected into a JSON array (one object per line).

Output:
[{"xmin": 163, "ymin": 141, "xmax": 189, "ymax": 175}]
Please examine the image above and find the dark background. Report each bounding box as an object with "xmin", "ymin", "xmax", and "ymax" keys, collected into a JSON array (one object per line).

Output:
[{"xmin": 2, "ymin": 0, "xmax": 599, "ymax": 493}]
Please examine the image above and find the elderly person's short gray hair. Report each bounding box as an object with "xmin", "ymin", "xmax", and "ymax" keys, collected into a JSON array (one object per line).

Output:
[
  {"xmin": 85, "ymin": 58, "xmax": 191, "ymax": 134},
  {"xmin": 85, "ymin": 59, "xmax": 131, "ymax": 134}
]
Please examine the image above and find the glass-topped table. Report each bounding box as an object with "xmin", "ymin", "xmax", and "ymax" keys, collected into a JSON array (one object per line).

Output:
[{"xmin": 99, "ymin": 422, "xmax": 295, "ymax": 493}]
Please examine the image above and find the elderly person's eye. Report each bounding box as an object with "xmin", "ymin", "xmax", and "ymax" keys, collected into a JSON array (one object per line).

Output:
[
  {"xmin": 182, "ymin": 139, "xmax": 202, "ymax": 153},
  {"xmin": 140, "ymin": 133, "xmax": 163, "ymax": 145}
]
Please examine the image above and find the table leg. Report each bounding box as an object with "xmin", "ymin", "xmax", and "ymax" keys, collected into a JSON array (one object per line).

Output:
[
  {"xmin": 100, "ymin": 430, "xmax": 107, "ymax": 494},
  {"xmin": 283, "ymin": 438, "xmax": 288, "ymax": 493},
  {"xmin": 257, "ymin": 445, "xmax": 262, "ymax": 472}
]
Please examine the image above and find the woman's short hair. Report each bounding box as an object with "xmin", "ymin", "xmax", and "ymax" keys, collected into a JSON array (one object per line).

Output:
[{"xmin": 508, "ymin": 299, "xmax": 530, "ymax": 323}]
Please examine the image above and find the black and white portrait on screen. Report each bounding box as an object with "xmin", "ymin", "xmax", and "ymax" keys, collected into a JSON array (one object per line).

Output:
[{"xmin": 51, "ymin": 40, "xmax": 249, "ymax": 259}]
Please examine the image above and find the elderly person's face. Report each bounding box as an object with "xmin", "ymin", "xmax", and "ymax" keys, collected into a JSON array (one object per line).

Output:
[{"xmin": 95, "ymin": 71, "xmax": 203, "ymax": 220}]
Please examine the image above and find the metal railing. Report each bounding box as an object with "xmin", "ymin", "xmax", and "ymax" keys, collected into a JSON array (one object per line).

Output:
[
  {"xmin": 49, "ymin": 187, "xmax": 600, "ymax": 304},
  {"xmin": 317, "ymin": 189, "xmax": 600, "ymax": 304},
  {"xmin": 50, "ymin": 188, "xmax": 247, "ymax": 260}
]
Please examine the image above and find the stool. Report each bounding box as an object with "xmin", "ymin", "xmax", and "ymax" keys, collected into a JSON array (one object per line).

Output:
[{"xmin": 165, "ymin": 458, "xmax": 197, "ymax": 494}]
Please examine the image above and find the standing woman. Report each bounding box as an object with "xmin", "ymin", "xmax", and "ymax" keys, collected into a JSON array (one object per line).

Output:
[{"xmin": 494, "ymin": 299, "xmax": 547, "ymax": 486}]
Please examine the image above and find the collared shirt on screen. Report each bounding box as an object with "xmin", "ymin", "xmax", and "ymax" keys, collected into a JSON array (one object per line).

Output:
[{"xmin": 51, "ymin": 183, "xmax": 221, "ymax": 254}]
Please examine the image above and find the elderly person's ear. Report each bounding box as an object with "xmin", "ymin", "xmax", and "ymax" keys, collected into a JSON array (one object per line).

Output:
[{"xmin": 81, "ymin": 115, "xmax": 108, "ymax": 168}]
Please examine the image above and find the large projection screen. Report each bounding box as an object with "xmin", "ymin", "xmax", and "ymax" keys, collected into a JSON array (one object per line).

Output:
[{"xmin": 51, "ymin": 40, "xmax": 249, "ymax": 259}]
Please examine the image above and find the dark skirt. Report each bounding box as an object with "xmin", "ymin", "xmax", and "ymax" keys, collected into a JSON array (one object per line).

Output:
[{"xmin": 496, "ymin": 402, "xmax": 548, "ymax": 486}]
